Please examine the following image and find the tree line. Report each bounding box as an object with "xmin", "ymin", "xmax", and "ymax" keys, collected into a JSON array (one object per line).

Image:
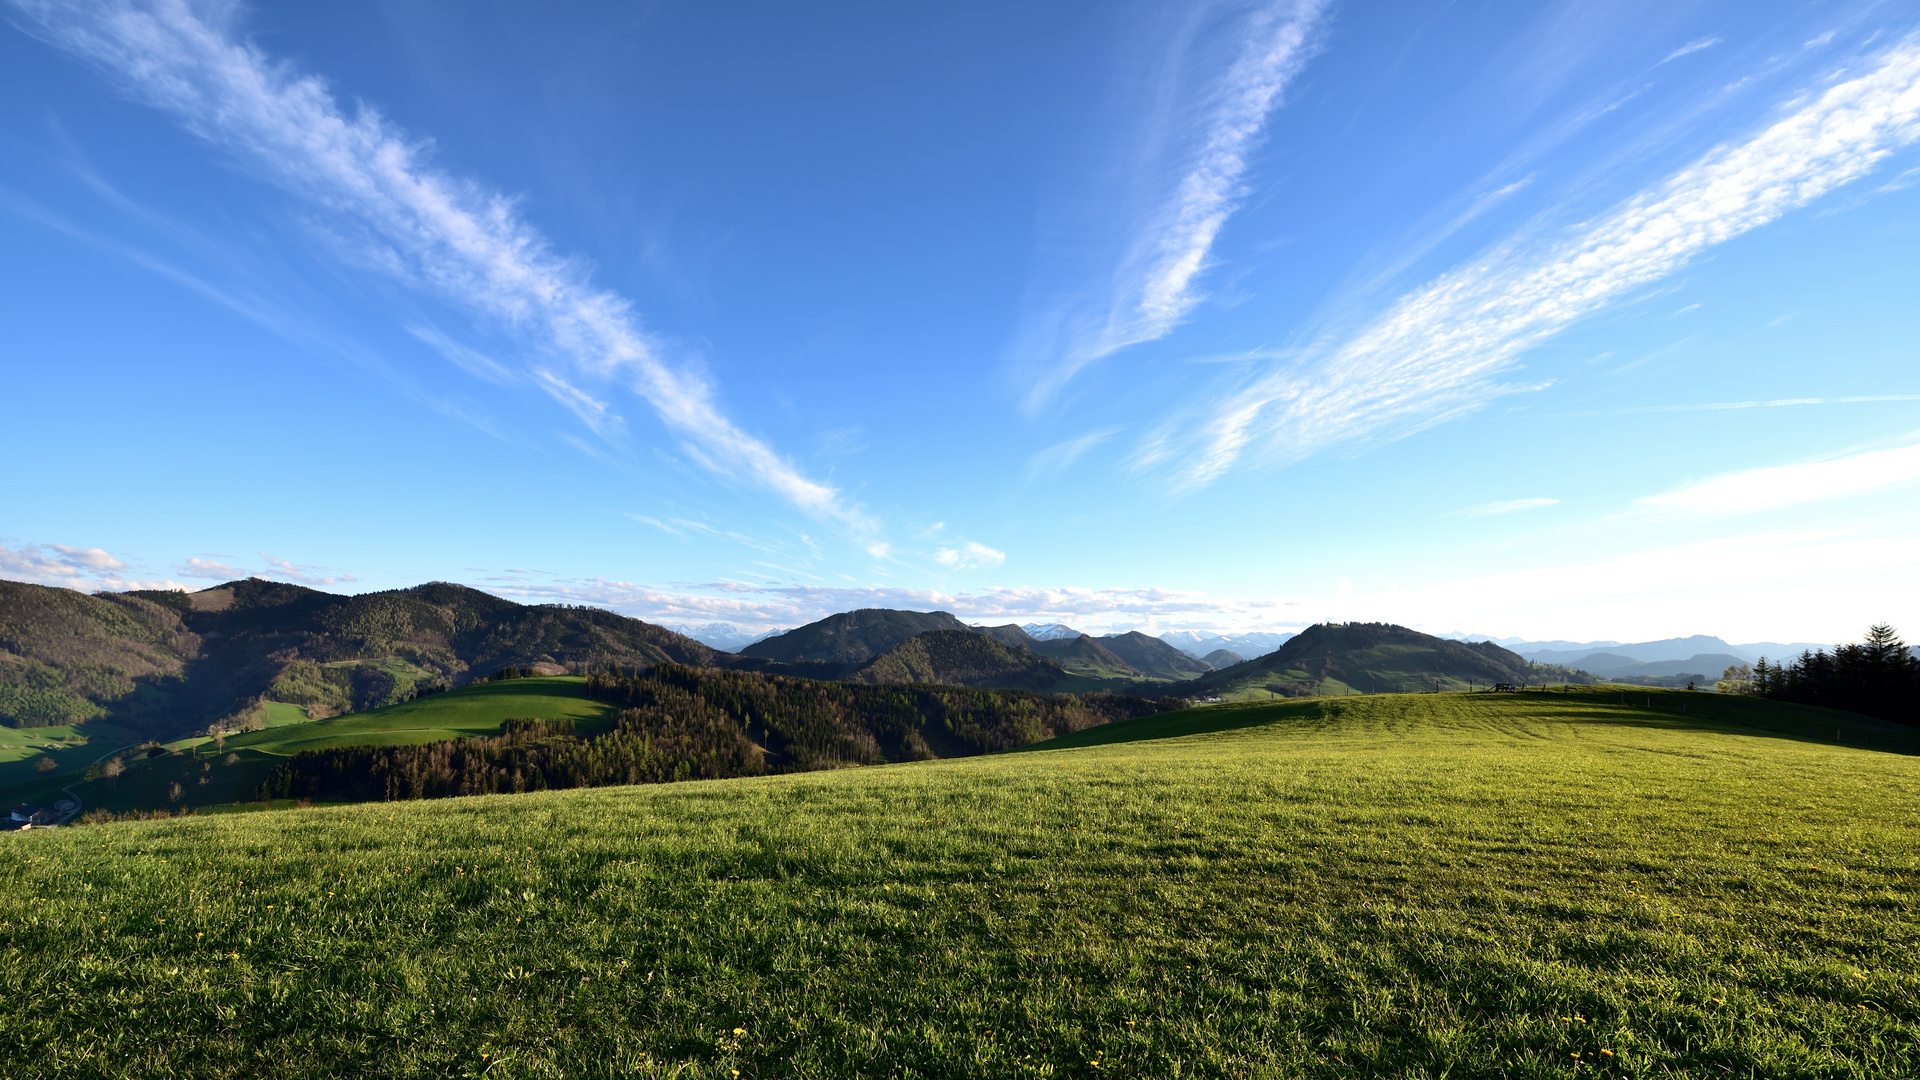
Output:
[
  {"xmin": 1718, "ymin": 624, "xmax": 1917, "ymax": 725},
  {"xmin": 252, "ymin": 664, "xmax": 1180, "ymax": 803}
]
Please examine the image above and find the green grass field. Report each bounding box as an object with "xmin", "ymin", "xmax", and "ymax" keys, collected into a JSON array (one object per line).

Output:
[
  {"xmin": 226, "ymin": 676, "xmax": 614, "ymax": 757},
  {"xmin": 0, "ymin": 677, "xmax": 615, "ymax": 817},
  {"xmin": 1, "ymin": 688, "xmax": 1916, "ymax": 1078}
]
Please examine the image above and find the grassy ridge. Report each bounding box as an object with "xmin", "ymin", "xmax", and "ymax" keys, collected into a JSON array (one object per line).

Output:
[{"xmin": 1, "ymin": 690, "xmax": 1916, "ymax": 1077}]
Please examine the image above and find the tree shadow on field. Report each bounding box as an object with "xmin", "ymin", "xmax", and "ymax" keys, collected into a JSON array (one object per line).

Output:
[{"xmin": 1010, "ymin": 688, "xmax": 1919, "ymax": 758}]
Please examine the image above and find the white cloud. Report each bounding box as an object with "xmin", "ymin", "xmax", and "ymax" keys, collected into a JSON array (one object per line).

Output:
[
  {"xmin": 934, "ymin": 541, "xmax": 1006, "ymax": 571},
  {"xmin": 1349, "ymin": 523, "xmax": 1920, "ymax": 645},
  {"xmin": 47, "ymin": 545, "xmax": 125, "ymax": 571},
  {"xmin": 0, "ymin": 540, "xmax": 183, "ymax": 592},
  {"xmin": 257, "ymin": 554, "xmax": 357, "ymax": 587},
  {"xmin": 476, "ymin": 575, "xmax": 1310, "ymax": 637},
  {"xmin": 1151, "ymin": 37, "xmax": 1920, "ymax": 489},
  {"xmin": 1022, "ymin": 0, "xmax": 1326, "ymax": 409},
  {"xmin": 178, "ymin": 557, "xmax": 244, "ymax": 579},
  {"xmin": 1555, "ymin": 394, "xmax": 1920, "ymax": 417},
  {"xmin": 1455, "ymin": 497, "xmax": 1558, "ymax": 517},
  {"xmin": 1026, "ymin": 428, "xmax": 1118, "ymax": 480},
  {"xmin": 14, "ymin": 0, "xmax": 869, "ymax": 535},
  {"xmin": 1637, "ymin": 443, "xmax": 1920, "ymax": 514},
  {"xmin": 1662, "ymin": 37, "xmax": 1721, "ymax": 64}
]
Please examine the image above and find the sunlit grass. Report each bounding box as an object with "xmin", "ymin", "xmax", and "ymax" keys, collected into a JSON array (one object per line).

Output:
[{"xmin": 1, "ymin": 689, "xmax": 1915, "ymax": 1077}]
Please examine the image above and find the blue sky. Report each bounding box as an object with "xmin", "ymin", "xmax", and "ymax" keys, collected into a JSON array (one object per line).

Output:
[{"xmin": 3, "ymin": 0, "xmax": 1918, "ymax": 645}]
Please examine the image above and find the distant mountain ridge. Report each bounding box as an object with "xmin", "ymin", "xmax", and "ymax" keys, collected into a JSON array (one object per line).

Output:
[
  {"xmin": 667, "ymin": 622, "xmax": 785, "ymax": 653},
  {"xmin": 1448, "ymin": 633, "xmax": 1831, "ymax": 666},
  {"xmin": 1159, "ymin": 629, "xmax": 1293, "ymax": 660}
]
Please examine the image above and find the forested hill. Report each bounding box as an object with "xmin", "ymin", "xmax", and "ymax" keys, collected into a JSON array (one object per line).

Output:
[
  {"xmin": 1187, "ymin": 622, "xmax": 1593, "ymax": 698},
  {"xmin": 739, "ymin": 608, "xmax": 972, "ymax": 665},
  {"xmin": 0, "ymin": 577, "xmax": 722, "ymax": 739},
  {"xmin": 253, "ymin": 665, "xmax": 1180, "ymax": 803},
  {"xmin": 844, "ymin": 629, "xmax": 1072, "ymax": 690}
]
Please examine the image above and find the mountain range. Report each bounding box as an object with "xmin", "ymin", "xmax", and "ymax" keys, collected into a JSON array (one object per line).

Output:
[
  {"xmin": 11, "ymin": 574, "xmax": 1832, "ymax": 744},
  {"xmin": 1443, "ymin": 633, "xmax": 1832, "ymax": 667}
]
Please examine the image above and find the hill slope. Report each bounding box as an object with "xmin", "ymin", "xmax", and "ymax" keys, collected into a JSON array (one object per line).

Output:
[
  {"xmin": 1029, "ymin": 635, "xmax": 1143, "ymax": 679},
  {"xmin": 844, "ymin": 630, "xmax": 1071, "ymax": 690},
  {"xmin": 739, "ymin": 608, "xmax": 971, "ymax": 665},
  {"xmin": 1187, "ymin": 621, "xmax": 1588, "ymax": 699},
  {"xmin": 0, "ymin": 577, "xmax": 722, "ymax": 744},
  {"xmin": 1096, "ymin": 631, "xmax": 1215, "ymax": 679},
  {"xmin": 4, "ymin": 688, "xmax": 1913, "ymax": 1077}
]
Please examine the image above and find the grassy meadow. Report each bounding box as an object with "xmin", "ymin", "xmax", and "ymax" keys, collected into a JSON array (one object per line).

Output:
[
  {"xmin": 1, "ymin": 688, "xmax": 1917, "ymax": 1077},
  {"xmin": 0, "ymin": 677, "xmax": 615, "ymax": 817}
]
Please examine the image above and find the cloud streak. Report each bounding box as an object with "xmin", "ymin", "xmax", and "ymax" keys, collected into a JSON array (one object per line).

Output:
[
  {"xmin": 476, "ymin": 575, "xmax": 1310, "ymax": 637},
  {"xmin": 1455, "ymin": 497, "xmax": 1558, "ymax": 517},
  {"xmin": 1637, "ymin": 442, "xmax": 1920, "ymax": 514},
  {"xmin": 1023, "ymin": 0, "xmax": 1325, "ymax": 409},
  {"xmin": 12, "ymin": 0, "xmax": 868, "ymax": 533},
  {"xmin": 1151, "ymin": 37, "xmax": 1920, "ymax": 489}
]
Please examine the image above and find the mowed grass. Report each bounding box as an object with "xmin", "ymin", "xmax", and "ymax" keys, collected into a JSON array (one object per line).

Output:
[{"xmin": 2, "ymin": 690, "xmax": 1917, "ymax": 1078}]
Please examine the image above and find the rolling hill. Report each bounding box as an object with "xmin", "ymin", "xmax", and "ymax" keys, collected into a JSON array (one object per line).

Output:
[
  {"xmin": 844, "ymin": 629, "xmax": 1071, "ymax": 690},
  {"xmin": 5, "ymin": 686, "xmax": 1913, "ymax": 1076},
  {"xmin": 1095, "ymin": 630, "xmax": 1215, "ymax": 679},
  {"xmin": 1026, "ymin": 634, "xmax": 1143, "ymax": 679},
  {"xmin": 739, "ymin": 608, "xmax": 971, "ymax": 666},
  {"xmin": 0, "ymin": 577, "xmax": 722, "ymax": 747},
  {"xmin": 1187, "ymin": 621, "xmax": 1589, "ymax": 699}
]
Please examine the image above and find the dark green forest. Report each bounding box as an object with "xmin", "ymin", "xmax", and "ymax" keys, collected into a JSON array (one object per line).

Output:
[
  {"xmin": 252, "ymin": 665, "xmax": 1181, "ymax": 802},
  {"xmin": 1732, "ymin": 624, "xmax": 1919, "ymax": 725}
]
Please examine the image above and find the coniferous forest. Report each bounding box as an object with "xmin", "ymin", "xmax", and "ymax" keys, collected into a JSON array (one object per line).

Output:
[
  {"xmin": 252, "ymin": 665, "xmax": 1180, "ymax": 802},
  {"xmin": 1720, "ymin": 624, "xmax": 1919, "ymax": 726}
]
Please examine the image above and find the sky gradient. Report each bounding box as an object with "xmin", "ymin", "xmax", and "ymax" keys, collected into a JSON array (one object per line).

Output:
[{"xmin": 3, "ymin": 0, "xmax": 1917, "ymax": 645}]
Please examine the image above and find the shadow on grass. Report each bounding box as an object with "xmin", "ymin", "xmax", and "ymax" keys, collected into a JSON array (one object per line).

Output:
[{"xmin": 1013, "ymin": 687, "xmax": 1920, "ymax": 758}]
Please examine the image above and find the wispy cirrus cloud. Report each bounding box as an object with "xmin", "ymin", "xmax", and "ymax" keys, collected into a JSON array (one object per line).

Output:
[
  {"xmin": 1637, "ymin": 442, "xmax": 1920, "ymax": 515},
  {"xmin": 1455, "ymin": 497, "xmax": 1558, "ymax": 517},
  {"xmin": 1145, "ymin": 37, "xmax": 1920, "ymax": 490},
  {"xmin": 11, "ymin": 0, "xmax": 870, "ymax": 535},
  {"xmin": 1552, "ymin": 394, "xmax": 1920, "ymax": 417},
  {"xmin": 1662, "ymin": 37, "xmax": 1721, "ymax": 64},
  {"xmin": 1020, "ymin": 0, "xmax": 1326, "ymax": 410}
]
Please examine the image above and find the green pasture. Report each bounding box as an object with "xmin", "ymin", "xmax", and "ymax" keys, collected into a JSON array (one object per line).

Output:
[
  {"xmin": 0, "ymin": 720, "xmax": 140, "ymax": 789},
  {"xmin": 2, "ymin": 688, "xmax": 1916, "ymax": 1077},
  {"xmin": 226, "ymin": 676, "xmax": 612, "ymax": 757},
  {"xmin": 258, "ymin": 700, "xmax": 315, "ymax": 728},
  {"xmin": 0, "ymin": 677, "xmax": 614, "ymax": 816}
]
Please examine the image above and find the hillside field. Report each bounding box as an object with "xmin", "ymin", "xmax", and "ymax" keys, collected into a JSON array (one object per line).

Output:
[
  {"xmin": 0, "ymin": 677, "xmax": 614, "ymax": 815},
  {"xmin": 1, "ymin": 688, "xmax": 1917, "ymax": 1077}
]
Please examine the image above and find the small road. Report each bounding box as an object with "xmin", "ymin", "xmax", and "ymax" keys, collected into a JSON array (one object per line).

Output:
[
  {"xmin": 54, "ymin": 783, "xmax": 84, "ymax": 825},
  {"xmin": 89, "ymin": 742, "xmax": 143, "ymax": 767}
]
